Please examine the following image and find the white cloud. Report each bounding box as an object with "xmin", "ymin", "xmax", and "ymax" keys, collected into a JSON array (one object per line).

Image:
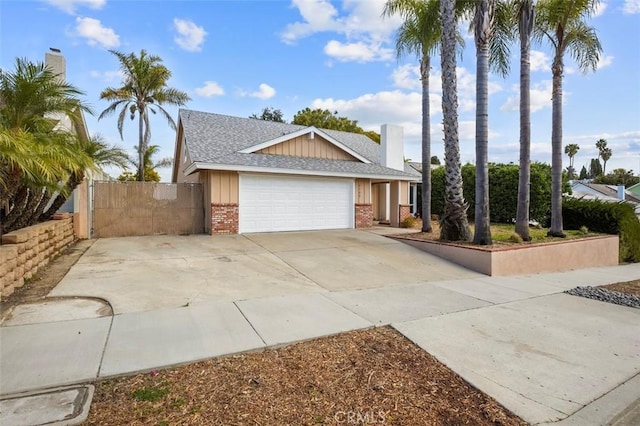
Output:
[
  {"xmin": 530, "ymin": 50, "xmax": 551, "ymax": 72},
  {"xmin": 623, "ymin": 0, "xmax": 640, "ymax": 14},
  {"xmin": 593, "ymin": 1, "xmax": 608, "ymax": 17},
  {"xmin": 597, "ymin": 55, "xmax": 614, "ymax": 70},
  {"xmin": 240, "ymin": 83, "xmax": 276, "ymax": 100},
  {"xmin": 281, "ymin": 0, "xmax": 401, "ymax": 63},
  {"xmin": 195, "ymin": 81, "xmax": 224, "ymax": 97},
  {"xmin": 391, "ymin": 64, "xmax": 421, "ymax": 90},
  {"xmin": 501, "ymin": 80, "xmax": 553, "ymax": 113},
  {"xmin": 89, "ymin": 69, "xmax": 123, "ymax": 83},
  {"xmin": 43, "ymin": 0, "xmax": 105, "ymax": 14},
  {"xmin": 75, "ymin": 17, "xmax": 120, "ymax": 48},
  {"xmin": 173, "ymin": 18, "xmax": 207, "ymax": 52},
  {"xmin": 323, "ymin": 40, "xmax": 392, "ymax": 62}
]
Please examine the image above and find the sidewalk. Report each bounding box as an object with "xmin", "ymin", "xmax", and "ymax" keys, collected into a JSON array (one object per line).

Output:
[{"xmin": 1, "ymin": 264, "xmax": 639, "ymax": 425}]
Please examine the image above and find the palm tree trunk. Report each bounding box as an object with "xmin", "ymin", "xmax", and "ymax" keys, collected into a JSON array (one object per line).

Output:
[
  {"xmin": 25, "ymin": 189, "xmax": 51, "ymax": 227},
  {"xmin": 473, "ymin": 0, "xmax": 493, "ymax": 246},
  {"xmin": 420, "ymin": 53, "xmax": 433, "ymax": 233},
  {"xmin": 8, "ymin": 188, "xmax": 44, "ymax": 232},
  {"xmin": 439, "ymin": 0, "xmax": 472, "ymax": 242},
  {"xmin": 549, "ymin": 55, "xmax": 565, "ymax": 237},
  {"xmin": 2, "ymin": 185, "xmax": 28, "ymax": 233},
  {"xmin": 138, "ymin": 107, "xmax": 145, "ymax": 181},
  {"xmin": 515, "ymin": 0, "xmax": 534, "ymax": 241}
]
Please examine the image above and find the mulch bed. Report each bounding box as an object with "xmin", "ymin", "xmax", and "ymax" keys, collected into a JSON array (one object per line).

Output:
[
  {"xmin": 600, "ymin": 279, "xmax": 640, "ymax": 296},
  {"xmin": 86, "ymin": 327, "xmax": 526, "ymax": 426}
]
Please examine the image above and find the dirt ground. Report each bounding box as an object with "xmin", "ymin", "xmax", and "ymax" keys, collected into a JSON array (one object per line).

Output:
[
  {"xmin": 601, "ymin": 279, "xmax": 640, "ymax": 296},
  {"xmin": 86, "ymin": 327, "xmax": 527, "ymax": 426}
]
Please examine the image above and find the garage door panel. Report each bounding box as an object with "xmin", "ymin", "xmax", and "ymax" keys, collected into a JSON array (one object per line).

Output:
[{"xmin": 239, "ymin": 175, "xmax": 354, "ymax": 233}]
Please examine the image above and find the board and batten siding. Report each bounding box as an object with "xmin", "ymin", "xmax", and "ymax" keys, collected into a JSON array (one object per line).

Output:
[
  {"xmin": 355, "ymin": 178, "xmax": 371, "ymax": 204},
  {"xmin": 209, "ymin": 171, "xmax": 239, "ymax": 204},
  {"xmin": 400, "ymin": 181, "xmax": 409, "ymax": 204},
  {"xmin": 257, "ymin": 134, "xmax": 357, "ymax": 161}
]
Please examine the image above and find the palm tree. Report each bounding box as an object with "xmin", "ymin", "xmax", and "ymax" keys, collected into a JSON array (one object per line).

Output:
[
  {"xmin": 535, "ymin": 0, "xmax": 602, "ymax": 237},
  {"xmin": 42, "ymin": 134, "xmax": 129, "ymax": 219},
  {"xmin": 120, "ymin": 144, "xmax": 173, "ymax": 182},
  {"xmin": 515, "ymin": 0, "xmax": 536, "ymax": 241},
  {"xmin": 439, "ymin": 0, "xmax": 472, "ymax": 242},
  {"xmin": 472, "ymin": 0, "xmax": 496, "ymax": 245},
  {"xmin": 99, "ymin": 50, "xmax": 190, "ymax": 181},
  {"xmin": 0, "ymin": 58, "xmax": 92, "ymax": 234},
  {"xmin": 564, "ymin": 143, "xmax": 580, "ymax": 178},
  {"xmin": 601, "ymin": 147, "xmax": 612, "ymax": 174},
  {"xmin": 383, "ymin": 0, "xmax": 440, "ymax": 233}
]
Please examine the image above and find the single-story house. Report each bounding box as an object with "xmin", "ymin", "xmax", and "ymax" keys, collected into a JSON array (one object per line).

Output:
[
  {"xmin": 171, "ymin": 109, "xmax": 420, "ymax": 234},
  {"xmin": 569, "ymin": 181, "xmax": 640, "ymax": 218}
]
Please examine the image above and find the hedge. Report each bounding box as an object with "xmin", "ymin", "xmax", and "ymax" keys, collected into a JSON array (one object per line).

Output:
[
  {"xmin": 562, "ymin": 197, "xmax": 640, "ymax": 263},
  {"xmin": 430, "ymin": 162, "xmax": 557, "ymax": 224}
]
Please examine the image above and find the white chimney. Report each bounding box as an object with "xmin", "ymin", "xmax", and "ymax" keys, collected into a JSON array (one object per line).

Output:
[
  {"xmin": 617, "ymin": 185, "xmax": 625, "ymax": 201},
  {"xmin": 380, "ymin": 124, "xmax": 404, "ymax": 171},
  {"xmin": 45, "ymin": 48, "xmax": 66, "ymax": 82}
]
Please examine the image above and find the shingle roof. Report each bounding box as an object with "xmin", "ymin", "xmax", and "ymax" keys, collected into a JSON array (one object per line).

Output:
[{"xmin": 179, "ymin": 109, "xmax": 418, "ymax": 180}]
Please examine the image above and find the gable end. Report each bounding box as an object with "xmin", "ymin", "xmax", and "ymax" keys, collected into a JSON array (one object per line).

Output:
[{"xmin": 257, "ymin": 133, "xmax": 358, "ymax": 161}]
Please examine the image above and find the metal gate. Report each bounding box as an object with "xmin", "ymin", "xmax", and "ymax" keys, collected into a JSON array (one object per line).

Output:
[{"xmin": 92, "ymin": 181, "xmax": 204, "ymax": 237}]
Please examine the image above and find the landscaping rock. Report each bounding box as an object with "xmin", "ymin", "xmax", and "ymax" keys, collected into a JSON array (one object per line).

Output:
[{"xmin": 565, "ymin": 286, "xmax": 640, "ymax": 309}]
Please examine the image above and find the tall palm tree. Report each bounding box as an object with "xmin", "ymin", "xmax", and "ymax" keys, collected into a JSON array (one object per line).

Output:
[
  {"xmin": 535, "ymin": 0, "xmax": 602, "ymax": 237},
  {"xmin": 0, "ymin": 58, "xmax": 92, "ymax": 234},
  {"xmin": 472, "ymin": 0, "xmax": 496, "ymax": 245},
  {"xmin": 99, "ymin": 50, "xmax": 190, "ymax": 181},
  {"xmin": 439, "ymin": 0, "xmax": 472, "ymax": 242},
  {"xmin": 383, "ymin": 0, "xmax": 440, "ymax": 233},
  {"xmin": 515, "ymin": 0, "xmax": 536, "ymax": 241}
]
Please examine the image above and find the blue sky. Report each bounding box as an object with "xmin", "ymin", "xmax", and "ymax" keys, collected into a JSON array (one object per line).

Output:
[{"xmin": 2, "ymin": 0, "xmax": 639, "ymax": 182}]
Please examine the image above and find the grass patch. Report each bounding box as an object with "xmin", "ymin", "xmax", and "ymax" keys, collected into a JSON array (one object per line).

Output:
[{"xmin": 131, "ymin": 383, "xmax": 171, "ymax": 402}]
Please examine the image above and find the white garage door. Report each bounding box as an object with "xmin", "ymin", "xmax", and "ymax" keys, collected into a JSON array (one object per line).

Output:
[{"xmin": 239, "ymin": 174, "xmax": 354, "ymax": 233}]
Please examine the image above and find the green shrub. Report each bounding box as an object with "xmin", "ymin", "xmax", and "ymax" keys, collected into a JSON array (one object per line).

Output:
[
  {"xmin": 430, "ymin": 162, "xmax": 562, "ymax": 224},
  {"xmin": 401, "ymin": 215, "xmax": 418, "ymax": 228},
  {"xmin": 563, "ymin": 197, "xmax": 640, "ymax": 263}
]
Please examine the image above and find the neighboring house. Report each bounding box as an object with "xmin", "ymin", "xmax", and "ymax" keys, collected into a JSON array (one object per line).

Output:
[
  {"xmin": 569, "ymin": 181, "xmax": 640, "ymax": 218},
  {"xmin": 172, "ymin": 110, "xmax": 420, "ymax": 234},
  {"xmin": 628, "ymin": 182, "xmax": 640, "ymax": 197}
]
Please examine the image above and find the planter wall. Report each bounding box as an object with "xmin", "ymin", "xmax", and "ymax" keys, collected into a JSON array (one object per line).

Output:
[
  {"xmin": 0, "ymin": 214, "xmax": 75, "ymax": 300},
  {"xmin": 398, "ymin": 235, "xmax": 619, "ymax": 276}
]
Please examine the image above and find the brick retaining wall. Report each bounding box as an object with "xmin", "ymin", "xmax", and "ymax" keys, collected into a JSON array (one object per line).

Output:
[{"xmin": 0, "ymin": 214, "xmax": 75, "ymax": 300}]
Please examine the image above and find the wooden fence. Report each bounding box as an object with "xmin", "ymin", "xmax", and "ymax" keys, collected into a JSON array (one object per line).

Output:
[{"xmin": 92, "ymin": 181, "xmax": 204, "ymax": 237}]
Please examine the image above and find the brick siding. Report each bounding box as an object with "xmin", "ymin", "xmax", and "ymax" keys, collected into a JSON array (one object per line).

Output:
[
  {"xmin": 211, "ymin": 203, "xmax": 239, "ymax": 234},
  {"xmin": 355, "ymin": 203, "xmax": 373, "ymax": 228},
  {"xmin": 399, "ymin": 204, "xmax": 412, "ymax": 225}
]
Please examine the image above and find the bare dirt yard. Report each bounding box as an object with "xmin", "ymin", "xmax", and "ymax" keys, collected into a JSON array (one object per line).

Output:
[{"xmin": 86, "ymin": 326, "xmax": 526, "ymax": 426}]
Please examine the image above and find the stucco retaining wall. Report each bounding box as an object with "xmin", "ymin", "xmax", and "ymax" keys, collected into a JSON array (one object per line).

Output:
[
  {"xmin": 398, "ymin": 235, "xmax": 619, "ymax": 276},
  {"xmin": 0, "ymin": 214, "xmax": 75, "ymax": 300}
]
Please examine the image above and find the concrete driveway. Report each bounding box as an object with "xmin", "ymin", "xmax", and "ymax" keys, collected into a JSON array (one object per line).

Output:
[{"xmin": 49, "ymin": 229, "xmax": 481, "ymax": 313}]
